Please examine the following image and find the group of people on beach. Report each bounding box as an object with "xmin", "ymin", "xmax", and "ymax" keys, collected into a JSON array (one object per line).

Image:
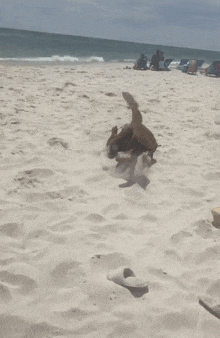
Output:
[
  {"xmin": 134, "ymin": 50, "xmax": 164, "ymax": 71},
  {"xmin": 134, "ymin": 51, "xmax": 220, "ymax": 77}
]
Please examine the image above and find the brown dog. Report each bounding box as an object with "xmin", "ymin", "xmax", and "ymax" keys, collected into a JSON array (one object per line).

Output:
[{"xmin": 107, "ymin": 92, "xmax": 158, "ymax": 161}]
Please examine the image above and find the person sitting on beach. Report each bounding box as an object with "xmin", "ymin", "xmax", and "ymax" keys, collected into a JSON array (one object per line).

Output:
[
  {"xmin": 204, "ymin": 61, "xmax": 220, "ymax": 77},
  {"xmin": 150, "ymin": 50, "xmax": 164, "ymax": 71},
  {"xmin": 133, "ymin": 54, "xmax": 148, "ymax": 70}
]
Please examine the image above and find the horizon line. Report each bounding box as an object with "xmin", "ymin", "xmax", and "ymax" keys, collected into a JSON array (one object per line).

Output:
[{"xmin": 1, "ymin": 27, "xmax": 220, "ymax": 54}]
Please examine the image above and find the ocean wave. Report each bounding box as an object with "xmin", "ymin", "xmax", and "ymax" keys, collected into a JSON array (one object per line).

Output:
[
  {"xmin": 85, "ymin": 56, "xmax": 104, "ymax": 62},
  {"xmin": 0, "ymin": 55, "xmax": 104, "ymax": 63},
  {"xmin": 123, "ymin": 59, "xmax": 136, "ymax": 62}
]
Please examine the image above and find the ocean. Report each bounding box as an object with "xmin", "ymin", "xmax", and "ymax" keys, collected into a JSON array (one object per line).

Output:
[{"xmin": 1, "ymin": 28, "xmax": 220, "ymax": 65}]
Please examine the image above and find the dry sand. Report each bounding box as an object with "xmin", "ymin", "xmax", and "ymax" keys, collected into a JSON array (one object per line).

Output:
[{"xmin": 0, "ymin": 62, "xmax": 220, "ymax": 337}]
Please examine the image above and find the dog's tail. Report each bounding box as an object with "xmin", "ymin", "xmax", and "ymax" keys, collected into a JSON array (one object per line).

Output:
[
  {"xmin": 122, "ymin": 92, "xmax": 142, "ymax": 125},
  {"xmin": 122, "ymin": 92, "xmax": 139, "ymax": 109}
]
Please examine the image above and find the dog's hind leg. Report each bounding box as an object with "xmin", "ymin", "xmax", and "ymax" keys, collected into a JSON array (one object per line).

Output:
[{"xmin": 128, "ymin": 154, "xmax": 138, "ymax": 179}]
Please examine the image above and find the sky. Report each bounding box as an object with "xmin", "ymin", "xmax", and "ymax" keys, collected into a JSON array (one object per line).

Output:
[{"xmin": 0, "ymin": 0, "xmax": 220, "ymax": 51}]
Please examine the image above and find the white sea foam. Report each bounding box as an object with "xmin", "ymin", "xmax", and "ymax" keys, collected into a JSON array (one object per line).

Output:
[
  {"xmin": 124, "ymin": 59, "xmax": 136, "ymax": 62},
  {"xmin": 169, "ymin": 60, "xmax": 180, "ymax": 68},
  {"xmin": 0, "ymin": 55, "xmax": 104, "ymax": 63},
  {"xmin": 85, "ymin": 56, "xmax": 104, "ymax": 62}
]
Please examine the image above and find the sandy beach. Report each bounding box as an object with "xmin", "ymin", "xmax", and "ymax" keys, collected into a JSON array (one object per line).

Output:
[{"xmin": 0, "ymin": 62, "xmax": 220, "ymax": 337}]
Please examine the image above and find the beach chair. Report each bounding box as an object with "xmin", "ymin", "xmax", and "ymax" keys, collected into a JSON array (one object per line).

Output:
[
  {"xmin": 139, "ymin": 57, "xmax": 148, "ymax": 70},
  {"xmin": 182, "ymin": 59, "xmax": 204, "ymax": 74},
  {"xmin": 158, "ymin": 59, "xmax": 173, "ymax": 71},
  {"xmin": 133, "ymin": 54, "xmax": 148, "ymax": 70},
  {"xmin": 179, "ymin": 59, "xmax": 189, "ymax": 66},
  {"xmin": 186, "ymin": 60, "xmax": 197, "ymax": 74},
  {"xmin": 164, "ymin": 59, "xmax": 173, "ymax": 69},
  {"xmin": 205, "ymin": 61, "xmax": 220, "ymax": 77},
  {"xmin": 196, "ymin": 60, "xmax": 204, "ymax": 69},
  {"xmin": 181, "ymin": 60, "xmax": 197, "ymax": 74},
  {"xmin": 177, "ymin": 59, "xmax": 189, "ymax": 70}
]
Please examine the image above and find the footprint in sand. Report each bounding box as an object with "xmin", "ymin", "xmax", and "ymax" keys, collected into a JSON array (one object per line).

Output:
[
  {"xmin": 204, "ymin": 131, "xmax": 220, "ymax": 140},
  {"xmin": 85, "ymin": 213, "xmax": 105, "ymax": 223},
  {"xmin": 0, "ymin": 271, "xmax": 37, "ymax": 294},
  {"xmin": 203, "ymin": 171, "xmax": 220, "ymax": 181},
  {"xmin": 46, "ymin": 189, "xmax": 74, "ymax": 200},
  {"xmin": 193, "ymin": 220, "xmax": 213, "ymax": 239},
  {"xmin": 47, "ymin": 137, "xmax": 69, "ymax": 149},
  {"xmin": 63, "ymin": 82, "xmax": 77, "ymax": 88},
  {"xmin": 113, "ymin": 213, "xmax": 128, "ymax": 220},
  {"xmin": 27, "ymin": 228, "xmax": 66, "ymax": 244},
  {"xmin": 164, "ymin": 249, "xmax": 182, "ymax": 262},
  {"xmin": 105, "ymin": 92, "xmax": 117, "ymax": 97},
  {"xmin": 50, "ymin": 260, "xmax": 85, "ymax": 287},
  {"xmin": 170, "ymin": 230, "xmax": 192, "ymax": 244},
  {"xmin": 148, "ymin": 99, "xmax": 160, "ymax": 104},
  {"xmin": 0, "ymin": 315, "xmax": 72, "ymax": 338},
  {"xmin": 107, "ymin": 322, "xmax": 137, "ymax": 337},
  {"xmin": 102, "ymin": 203, "xmax": 119, "ymax": 216},
  {"xmin": 214, "ymin": 119, "xmax": 220, "ymax": 126},
  {"xmin": 140, "ymin": 213, "xmax": 158, "ymax": 223},
  {"xmin": 0, "ymin": 222, "xmax": 23, "ymax": 238},
  {"xmin": 18, "ymin": 168, "xmax": 54, "ymax": 178},
  {"xmin": 91, "ymin": 223, "xmax": 127, "ymax": 237},
  {"xmin": 0, "ymin": 283, "xmax": 12, "ymax": 302},
  {"xmin": 156, "ymin": 310, "xmax": 198, "ymax": 331},
  {"xmin": 49, "ymin": 216, "xmax": 78, "ymax": 232},
  {"xmin": 25, "ymin": 186, "xmax": 88, "ymax": 203},
  {"xmin": 14, "ymin": 168, "xmax": 54, "ymax": 188},
  {"xmin": 195, "ymin": 245, "xmax": 219, "ymax": 264}
]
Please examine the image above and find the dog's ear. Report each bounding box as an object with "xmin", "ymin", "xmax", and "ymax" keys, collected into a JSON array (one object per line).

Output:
[{"xmin": 112, "ymin": 126, "xmax": 118, "ymax": 134}]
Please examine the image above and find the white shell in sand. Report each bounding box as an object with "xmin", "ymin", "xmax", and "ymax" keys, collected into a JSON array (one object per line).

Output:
[
  {"xmin": 211, "ymin": 207, "xmax": 220, "ymax": 226},
  {"xmin": 107, "ymin": 267, "xmax": 148, "ymax": 289}
]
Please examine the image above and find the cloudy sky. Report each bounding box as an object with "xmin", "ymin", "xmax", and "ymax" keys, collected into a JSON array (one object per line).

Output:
[{"xmin": 1, "ymin": 0, "xmax": 220, "ymax": 51}]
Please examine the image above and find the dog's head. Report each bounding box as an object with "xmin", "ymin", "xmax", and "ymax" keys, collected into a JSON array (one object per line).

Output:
[
  {"xmin": 106, "ymin": 124, "xmax": 134, "ymax": 159},
  {"xmin": 106, "ymin": 126, "xmax": 119, "ymax": 159},
  {"xmin": 107, "ymin": 143, "xmax": 119, "ymax": 159}
]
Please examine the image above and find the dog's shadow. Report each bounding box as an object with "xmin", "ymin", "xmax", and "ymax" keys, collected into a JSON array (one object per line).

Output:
[
  {"xmin": 119, "ymin": 175, "xmax": 150, "ymax": 189},
  {"xmin": 112, "ymin": 155, "xmax": 154, "ymax": 190}
]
